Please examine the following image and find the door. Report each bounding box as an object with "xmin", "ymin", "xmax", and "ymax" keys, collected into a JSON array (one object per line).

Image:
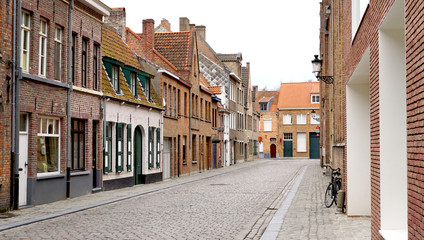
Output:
[
  {"xmin": 283, "ymin": 141, "xmax": 293, "ymax": 157},
  {"xmin": 206, "ymin": 138, "xmax": 210, "ymax": 170},
  {"xmin": 19, "ymin": 114, "xmax": 28, "ymax": 206},
  {"xmin": 213, "ymin": 144, "xmax": 216, "ymax": 169},
  {"xmin": 134, "ymin": 126, "xmax": 143, "ymax": 185},
  {"xmin": 309, "ymin": 133, "xmax": 320, "ymax": 159},
  {"xmin": 270, "ymin": 144, "xmax": 277, "ymax": 158},
  {"xmin": 92, "ymin": 121, "xmax": 98, "ymax": 188},
  {"xmin": 163, "ymin": 138, "xmax": 171, "ymax": 180}
]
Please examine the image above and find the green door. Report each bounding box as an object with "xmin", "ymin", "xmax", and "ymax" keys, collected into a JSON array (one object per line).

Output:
[
  {"xmin": 309, "ymin": 132, "xmax": 320, "ymax": 159},
  {"xmin": 283, "ymin": 141, "xmax": 293, "ymax": 157},
  {"xmin": 134, "ymin": 127, "xmax": 143, "ymax": 185}
]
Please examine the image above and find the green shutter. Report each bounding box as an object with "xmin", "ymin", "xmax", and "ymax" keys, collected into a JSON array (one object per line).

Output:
[
  {"xmin": 127, "ymin": 124, "xmax": 132, "ymax": 171},
  {"xmin": 138, "ymin": 74, "xmax": 145, "ymax": 89},
  {"xmin": 103, "ymin": 61, "xmax": 113, "ymax": 80},
  {"xmin": 253, "ymin": 140, "xmax": 258, "ymax": 155},
  {"xmin": 148, "ymin": 127, "xmax": 153, "ymax": 169},
  {"xmin": 122, "ymin": 68, "xmax": 131, "ymax": 86},
  {"xmin": 156, "ymin": 128, "xmax": 161, "ymax": 168},
  {"xmin": 116, "ymin": 123, "xmax": 123, "ymax": 172},
  {"xmin": 104, "ymin": 122, "xmax": 112, "ymax": 173}
]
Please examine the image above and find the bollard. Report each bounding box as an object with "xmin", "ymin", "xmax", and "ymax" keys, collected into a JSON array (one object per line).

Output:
[{"xmin": 336, "ymin": 190, "xmax": 345, "ymax": 213}]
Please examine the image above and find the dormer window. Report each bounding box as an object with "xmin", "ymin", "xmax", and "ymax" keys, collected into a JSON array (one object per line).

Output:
[
  {"xmin": 145, "ymin": 77, "xmax": 151, "ymax": 101},
  {"xmin": 311, "ymin": 94, "xmax": 320, "ymax": 104},
  {"xmin": 112, "ymin": 65, "xmax": 120, "ymax": 93},
  {"xmin": 259, "ymin": 102, "xmax": 268, "ymax": 111},
  {"xmin": 130, "ymin": 72, "xmax": 137, "ymax": 97}
]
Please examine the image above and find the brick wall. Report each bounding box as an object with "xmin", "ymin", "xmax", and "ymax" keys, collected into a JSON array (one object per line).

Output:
[{"xmin": 0, "ymin": 0, "xmax": 14, "ymax": 211}]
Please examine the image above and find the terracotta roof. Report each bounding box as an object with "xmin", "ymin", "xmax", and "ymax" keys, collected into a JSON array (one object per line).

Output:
[
  {"xmin": 256, "ymin": 91, "xmax": 279, "ymax": 112},
  {"xmin": 209, "ymin": 86, "xmax": 221, "ymax": 94},
  {"xmin": 154, "ymin": 31, "xmax": 192, "ymax": 70},
  {"xmin": 199, "ymin": 73, "xmax": 213, "ymax": 95},
  {"xmin": 277, "ymin": 82, "xmax": 320, "ymax": 109},
  {"xmin": 101, "ymin": 25, "xmax": 162, "ymax": 109}
]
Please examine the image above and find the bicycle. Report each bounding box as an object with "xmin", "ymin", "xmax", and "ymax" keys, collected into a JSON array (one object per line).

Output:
[{"xmin": 324, "ymin": 166, "xmax": 341, "ymax": 208}]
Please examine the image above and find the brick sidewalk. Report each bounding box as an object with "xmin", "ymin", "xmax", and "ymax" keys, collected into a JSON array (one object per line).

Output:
[{"xmin": 275, "ymin": 163, "xmax": 371, "ymax": 240}]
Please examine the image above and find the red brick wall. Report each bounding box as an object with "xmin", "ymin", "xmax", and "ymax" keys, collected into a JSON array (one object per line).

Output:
[{"xmin": 0, "ymin": 0, "xmax": 14, "ymax": 211}]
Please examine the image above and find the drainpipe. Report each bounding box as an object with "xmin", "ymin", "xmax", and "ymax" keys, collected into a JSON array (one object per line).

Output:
[
  {"xmin": 11, "ymin": 0, "xmax": 22, "ymax": 210},
  {"xmin": 66, "ymin": 0, "xmax": 74, "ymax": 198}
]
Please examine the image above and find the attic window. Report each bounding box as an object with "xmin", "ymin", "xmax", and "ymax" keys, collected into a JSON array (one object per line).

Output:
[
  {"xmin": 112, "ymin": 65, "xmax": 120, "ymax": 93},
  {"xmin": 311, "ymin": 94, "xmax": 320, "ymax": 103},
  {"xmin": 259, "ymin": 102, "xmax": 268, "ymax": 112}
]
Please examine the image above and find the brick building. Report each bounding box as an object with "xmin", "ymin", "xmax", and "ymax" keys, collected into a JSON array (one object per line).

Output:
[
  {"xmin": 0, "ymin": 0, "xmax": 14, "ymax": 211},
  {"xmin": 256, "ymin": 91, "xmax": 280, "ymax": 158},
  {"xmin": 15, "ymin": 0, "xmax": 109, "ymax": 207},
  {"xmin": 277, "ymin": 82, "xmax": 320, "ymax": 159},
  {"xmin": 318, "ymin": 0, "xmax": 424, "ymax": 239}
]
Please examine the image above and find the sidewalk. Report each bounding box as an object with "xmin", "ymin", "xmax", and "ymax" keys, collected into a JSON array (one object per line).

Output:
[
  {"xmin": 0, "ymin": 160, "xmax": 261, "ymax": 231},
  {"xmin": 274, "ymin": 163, "xmax": 371, "ymax": 240}
]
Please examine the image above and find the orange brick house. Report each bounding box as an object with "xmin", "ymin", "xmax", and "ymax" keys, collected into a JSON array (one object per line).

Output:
[
  {"xmin": 256, "ymin": 91, "xmax": 280, "ymax": 158},
  {"xmin": 277, "ymin": 82, "xmax": 320, "ymax": 159}
]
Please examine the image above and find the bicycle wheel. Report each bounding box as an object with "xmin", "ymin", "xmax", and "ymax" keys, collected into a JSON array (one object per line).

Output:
[
  {"xmin": 334, "ymin": 180, "xmax": 341, "ymax": 206},
  {"xmin": 324, "ymin": 183, "xmax": 335, "ymax": 208}
]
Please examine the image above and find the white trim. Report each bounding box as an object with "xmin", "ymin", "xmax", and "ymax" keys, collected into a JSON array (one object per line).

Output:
[
  {"xmin": 79, "ymin": 0, "xmax": 111, "ymax": 16},
  {"xmin": 158, "ymin": 69, "xmax": 179, "ymax": 80},
  {"xmin": 73, "ymin": 85, "xmax": 103, "ymax": 96}
]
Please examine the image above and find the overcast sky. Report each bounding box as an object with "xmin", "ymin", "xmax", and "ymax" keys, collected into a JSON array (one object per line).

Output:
[{"xmin": 101, "ymin": 0, "xmax": 321, "ymax": 91}]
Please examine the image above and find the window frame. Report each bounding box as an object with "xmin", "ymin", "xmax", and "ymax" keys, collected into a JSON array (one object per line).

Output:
[
  {"xmin": 283, "ymin": 114, "xmax": 292, "ymax": 125},
  {"xmin": 71, "ymin": 33, "xmax": 77, "ymax": 84},
  {"xmin": 54, "ymin": 26, "xmax": 62, "ymax": 81},
  {"xmin": 39, "ymin": 19, "xmax": 48, "ymax": 76},
  {"xmin": 112, "ymin": 65, "xmax": 120, "ymax": 93},
  {"xmin": 93, "ymin": 43, "xmax": 99, "ymax": 90},
  {"xmin": 21, "ymin": 11, "xmax": 31, "ymax": 72},
  {"xmin": 297, "ymin": 132, "xmax": 307, "ymax": 153},
  {"xmin": 130, "ymin": 72, "xmax": 137, "ymax": 97},
  {"xmin": 311, "ymin": 94, "xmax": 320, "ymax": 104},
  {"xmin": 311, "ymin": 113, "xmax": 320, "ymax": 124},
  {"xmin": 263, "ymin": 118, "xmax": 272, "ymax": 132},
  {"xmin": 297, "ymin": 113, "xmax": 307, "ymax": 125},
  {"xmin": 37, "ymin": 116, "xmax": 61, "ymax": 176},
  {"xmin": 71, "ymin": 119, "xmax": 85, "ymax": 171},
  {"xmin": 81, "ymin": 38, "xmax": 88, "ymax": 87}
]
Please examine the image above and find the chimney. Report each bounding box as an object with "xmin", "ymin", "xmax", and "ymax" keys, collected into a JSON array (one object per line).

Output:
[
  {"xmin": 195, "ymin": 25, "xmax": 206, "ymax": 40},
  {"xmin": 179, "ymin": 17, "xmax": 190, "ymax": 31},
  {"xmin": 142, "ymin": 19, "xmax": 155, "ymax": 59},
  {"xmin": 252, "ymin": 85, "xmax": 258, "ymax": 103},
  {"xmin": 104, "ymin": 8, "xmax": 126, "ymax": 41},
  {"xmin": 160, "ymin": 19, "xmax": 171, "ymax": 32}
]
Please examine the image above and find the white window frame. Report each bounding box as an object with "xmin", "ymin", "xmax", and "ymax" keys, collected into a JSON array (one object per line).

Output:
[
  {"xmin": 21, "ymin": 11, "xmax": 31, "ymax": 72},
  {"xmin": 263, "ymin": 118, "xmax": 272, "ymax": 132},
  {"xmin": 37, "ymin": 117, "xmax": 61, "ymax": 176},
  {"xmin": 283, "ymin": 114, "xmax": 292, "ymax": 125},
  {"xmin": 39, "ymin": 19, "xmax": 48, "ymax": 76},
  {"xmin": 130, "ymin": 72, "xmax": 137, "ymax": 97},
  {"xmin": 311, "ymin": 94, "xmax": 320, "ymax": 104},
  {"xmin": 283, "ymin": 133, "xmax": 293, "ymax": 140},
  {"xmin": 297, "ymin": 132, "xmax": 306, "ymax": 153},
  {"xmin": 311, "ymin": 113, "xmax": 320, "ymax": 124},
  {"xmin": 297, "ymin": 114, "xmax": 307, "ymax": 125},
  {"xmin": 54, "ymin": 27, "xmax": 62, "ymax": 80},
  {"xmin": 112, "ymin": 65, "xmax": 120, "ymax": 93}
]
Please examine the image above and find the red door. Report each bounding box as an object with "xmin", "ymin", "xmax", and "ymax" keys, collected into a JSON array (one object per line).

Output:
[{"xmin": 270, "ymin": 144, "xmax": 277, "ymax": 158}]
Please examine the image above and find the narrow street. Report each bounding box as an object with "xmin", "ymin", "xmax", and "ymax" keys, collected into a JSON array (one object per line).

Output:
[{"xmin": 0, "ymin": 159, "xmax": 370, "ymax": 239}]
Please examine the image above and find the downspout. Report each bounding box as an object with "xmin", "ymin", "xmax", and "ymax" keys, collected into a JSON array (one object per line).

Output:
[
  {"xmin": 12, "ymin": 0, "xmax": 22, "ymax": 210},
  {"xmin": 66, "ymin": 0, "xmax": 74, "ymax": 198}
]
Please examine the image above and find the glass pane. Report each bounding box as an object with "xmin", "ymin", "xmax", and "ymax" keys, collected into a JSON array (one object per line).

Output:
[
  {"xmin": 54, "ymin": 120, "xmax": 59, "ymax": 134},
  {"xmin": 20, "ymin": 114, "xmax": 27, "ymax": 132},
  {"xmin": 47, "ymin": 119, "xmax": 53, "ymax": 134},
  {"xmin": 37, "ymin": 136, "xmax": 59, "ymax": 173},
  {"xmin": 73, "ymin": 133, "xmax": 78, "ymax": 169},
  {"xmin": 23, "ymin": 31, "xmax": 28, "ymax": 50},
  {"xmin": 41, "ymin": 118, "xmax": 47, "ymax": 133},
  {"xmin": 79, "ymin": 133, "xmax": 84, "ymax": 169}
]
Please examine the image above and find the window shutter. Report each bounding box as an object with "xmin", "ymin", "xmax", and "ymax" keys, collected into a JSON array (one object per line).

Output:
[
  {"xmin": 127, "ymin": 124, "xmax": 132, "ymax": 171},
  {"xmin": 253, "ymin": 140, "xmax": 258, "ymax": 155},
  {"xmin": 104, "ymin": 122, "xmax": 112, "ymax": 173},
  {"xmin": 116, "ymin": 123, "xmax": 123, "ymax": 172},
  {"xmin": 103, "ymin": 61, "xmax": 113, "ymax": 80},
  {"xmin": 148, "ymin": 127, "xmax": 153, "ymax": 169},
  {"xmin": 122, "ymin": 68, "xmax": 131, "ymax": 86},
  {"xmin": 156, "ymin": 128, "xmax": 161, "ymax": 168},
  {"xmin": 138, "ymin": 74, "xmax": 146, "ymax": 89}
]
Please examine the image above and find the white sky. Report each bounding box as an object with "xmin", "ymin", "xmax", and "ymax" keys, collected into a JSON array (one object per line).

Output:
[{"xmin": 100, "ymin": 0, "xmax": 321, "ymax": 91}]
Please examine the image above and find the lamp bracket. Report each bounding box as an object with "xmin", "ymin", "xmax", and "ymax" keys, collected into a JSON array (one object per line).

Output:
[{"xmin": 317, "ymin": 76, "xmax": 334, "ymax": 84}]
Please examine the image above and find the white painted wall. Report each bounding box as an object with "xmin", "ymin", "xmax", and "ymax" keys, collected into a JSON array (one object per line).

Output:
[
  {"xmin": 103, "ymin": 100, "xmax": 162, "ymax": 181},
  {"xmin": 379, "ymin": 27, "xmax": 407, "ymax": 232}
]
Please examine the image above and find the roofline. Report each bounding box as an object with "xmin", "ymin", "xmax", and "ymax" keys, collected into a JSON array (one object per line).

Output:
[
  {"xmin": 103, "ymin": 95, "xmax": 164, "ymax": 111},
  {"xmin": 278, "ymin": 107, "xmax": 320, "ymax": 110},
  {"xmin": 158, "ymin": 69, "xmax": 192, "ymax": 88},
  {"xmin": 229, "ymin": 72, "xmax": 241, "ymax": 82},
  {"xmin": 80, "ymin": 0, "xmax": 111, "ymax": 16}
]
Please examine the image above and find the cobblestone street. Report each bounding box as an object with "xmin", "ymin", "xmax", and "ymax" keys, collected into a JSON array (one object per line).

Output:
[{"xmin": 0, "ymin": 159, "xmax": 370, "ymax": 240}]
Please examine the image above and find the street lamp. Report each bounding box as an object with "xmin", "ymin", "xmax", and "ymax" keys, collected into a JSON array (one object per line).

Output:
[{"xmin": 311, "ymin": 55, "xmax": 334, "ymax": 84}]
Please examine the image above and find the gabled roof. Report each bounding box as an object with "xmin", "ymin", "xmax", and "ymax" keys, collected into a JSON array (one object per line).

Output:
[
  {"xmin": 101, "ymin": 24, "xmax": 161, "ymax": 109},
  {"xmin": 199, "ymin": 73, "xmax": 214, "ymax": 95},
  {"xmin": 277, "ymin": 82, "xmax": 320, "ymax": 109},
  {"xmin": 198, "ymin": 53, "xmax": 227, "ymax": 86},
  {"xmin": 256, "ymin": 91, "xmax": 279, "ymax": 112},
  {"xmin": 209, "ymin": 86, "xmax": 221, "ymax": 94},
  {"xmin": 154, "ymin": 31, "xmax": 192, "ymax": 71}
]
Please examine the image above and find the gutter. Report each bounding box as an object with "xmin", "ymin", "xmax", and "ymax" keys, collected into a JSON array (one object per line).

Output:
[{"xmin": 66, "ymin": 0, "xmax": 74, "ymax": 198}]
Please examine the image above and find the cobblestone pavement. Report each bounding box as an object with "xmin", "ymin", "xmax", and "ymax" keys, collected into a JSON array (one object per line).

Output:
[
  {"xmin": 275, "ymin": 163, "xmax": 371, "ymax": 240},
  {"xmin": 0, "ymin": 159, "xmax": 371, "ymax": 240},
  {"xmin": 0, "ymin": 159, "xmax": 313, "ymax": 240}
]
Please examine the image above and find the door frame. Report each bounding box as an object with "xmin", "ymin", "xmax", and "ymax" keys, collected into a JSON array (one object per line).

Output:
[
  {"xmin": 134, "ymin": 126, "xmax": 143, "ymax": 185},
  {"xmin": 19, "ymin": 113, "xmax": 29, "ymax": 206}
]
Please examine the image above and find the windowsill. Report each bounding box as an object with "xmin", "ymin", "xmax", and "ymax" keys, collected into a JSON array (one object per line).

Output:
[
  {"xmin": 192, "ymin": 161, "xmax": 197, "ymax": 164},
  {"xmin": 72, "ymin": 85, "xmax": 103, "ymax": 96},
  {"xmin": 379, "ymin": 230, "xmax": 407, "ymax": 240},
  {"xmin": 183, "ymin": 161, "xmax": 187, "ymax": 165},
  {"xmin": 70, "ymin": 170, "xmax": 90, "ymax": 176},
  {"xmin": 36, "ymin": 173, "xmax": 66, "ymax": 180}
]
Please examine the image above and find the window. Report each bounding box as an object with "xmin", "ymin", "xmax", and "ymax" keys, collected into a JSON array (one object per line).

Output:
[
  {"xmin": 71, "ymin": 33, "xmax": 76, "ymax": 84},
  {"xmin": 37, "ymin": 117, "xmax": 60, "ymax": 174},
  {"xmin": 112, "ymin": 65, "xmax": 120, "ymax": 93},
  {"xmin": 81, "ymin": 38, "xmax": 88, "ymax": 87},
  {"xmin": 130, "ymin": 72, "xmax": 137, "ymax": 97},
  {"xmin": 283, "ymin": 114, "xmax": 292, "ymax": 125},
  {"xmin": 177, "ymin": 90, "xmax": 181, "ymax": 115},
  {"xmin": 184, "ymin": 92, "xmax": 188, "ymax": 116},
  {"xmin": 116, "ymin": 123, "xmax": 123, "ymax": 172},
  {"xmin": 284, "ymin": 133, "xmax": 293, "ymax": 140},
  {"xmin": 192, "ymin": 135, "xmax": 197, "ymax": 163},
  {"xmin": 263, "ymin": 118, "xmax": 272, "ymax": 132},
  {"xmin": 104, "ymin": 122, "xmax": 112, "ymax": 173},
  {"xmin": 148, "ymin": 127, "xmax": 154, "ymax": 169},
  {"xmin": 311, "ymin": 113, "xmax": 320, "ymax": 124},
  {"xmin": 259, "ymin": 102, "xmax": 268, "ymax": 111},
  {"xmin": 39, "ymin": 19, "xmax": 47, "ymax": 76},
  {"xmin": 71, "ymin": 119, "xmax": 85, "ymax": 170},
  {"xmin": 145, "ymin": 78, "xmax": 150, "ymax": 101},
  {"xmin": 93, "ymin": 44, "xmax": 99, "ymax": 90},
  {"xmin": 21, "ymin": 11, "xmax": 30, "ymax": 72},
  {"xmin": 173, "ymin": 88, "xmax": 176, "ymax": 117},
  {"xmin": 297, "ymin": 114, "xmax": 307, "ymax": 124},
  {"xmin": 270, "ymin": 137, "xmax": 277, "ymax": 142},
  {"xmin": 127, "ymin": 124, "xmax": 132, "ymax": 171},
  {"xmin": 156, "ymin": 128, "xmax": 161, "ymax": 168},
  {"xmin": 297, "ymin": 133, "xmax": 307, "ymax": 152},
  {"xmin": 54, "ymin": 27, "xmax": 62, "ymax": 80},
  {"xmin": 182, "ymin": 136, "xmax": 187, "ymax": 164},
  {"xmin": 311, "ymin": 94, "xmax": 320, "ymax": 103}
]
